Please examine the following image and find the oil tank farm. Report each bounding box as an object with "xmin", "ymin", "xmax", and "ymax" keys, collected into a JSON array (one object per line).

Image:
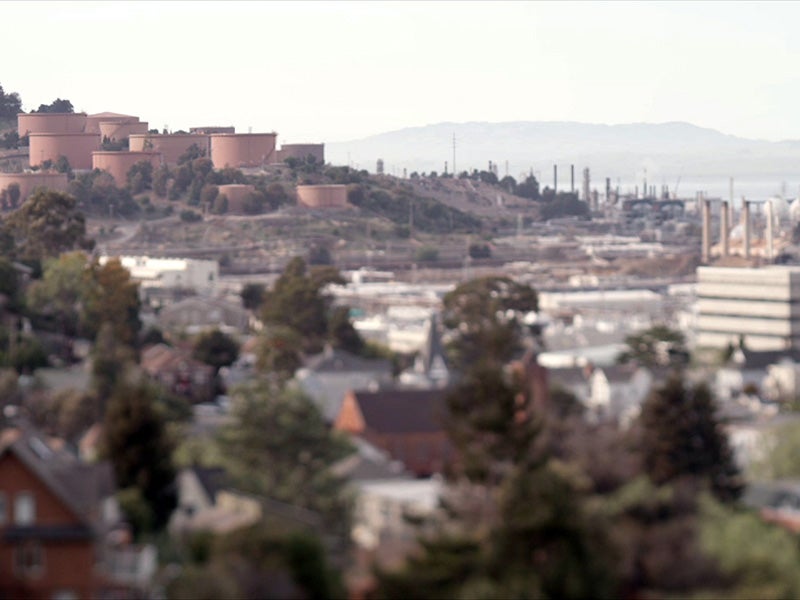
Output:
[
  {"xmin": 0, "ymin": 172, "xmax": 69, "ymax": 202},
  {"xmin": 296, "ymin": 184, "xmax": 348, "ymax": 209},
  {"xmin": 209, "ymin": 133, "xmax": 277, "ymax": 169},
  {"xmin": 99, "ymin": 120, "xmax": 149, "ymax": 142},
  {"xmin": 92, "ymin": 151, "xmax": 162, "ymax": 186},
  {"xmin": 17, "ymin": 112, "xmax": 88, "ymax": 136},
  {"xmin": 84, "ymin": 112, "xmax": 141, "ymax": 134},
  {"xmin": 217, "ymin": 184, "xmax": 256, "ymax": 214},
  {"xmin": 28, "ymin": 132, "xmax": 100, "ymax": 170},
  {"xmin": 276, "ymin": 143, "xmax": 324, "ymax": 164},
  {"xmin": 129, "ymin": 133, "xmax": 210, "ymax": 166}
]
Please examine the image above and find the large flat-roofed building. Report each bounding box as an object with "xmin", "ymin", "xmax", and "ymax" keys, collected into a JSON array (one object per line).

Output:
[{"xmin": 696, "ymin": 265, "xmax": 800, "ymax": 351}]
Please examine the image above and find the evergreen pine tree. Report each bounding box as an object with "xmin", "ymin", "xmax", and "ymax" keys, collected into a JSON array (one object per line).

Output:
[{"xmin": 639, "ymin": 376, "xmax": 742, "ymax": 502}]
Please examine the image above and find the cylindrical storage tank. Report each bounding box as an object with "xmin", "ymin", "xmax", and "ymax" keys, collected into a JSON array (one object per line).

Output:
[
  {"xmin": 0, "ymin": 172, "xmax": 69, "ymax": 203},
  {"xmin": 17, "ymin": 112, "xmax": 87, "ymax": 136},
  {"xmin": 209, "ymin": 133, "xmax": 277, "ymax": 169},
  {"xmin": 92, "ymin": 151, "xmax": 162, "ymax": 186},
  {"xmin": 85, "ymin": 112, "xmax": 139, "ymax": 134},
  {"xmin": 277, "ymin": 143, "xmax": 324, "ymax": 165},
  {"xmin": 217, "ymin": 184, "xmax": 256, "ymax": 214},
  {"xmin": 129, "ymin": 134, "xmax": 209, "ymax": 166},
  {"xmin": 99, "ymin": 120, "xmax": 149, "ymax": 142},
  {"xmin": 296, "ymin": 185, "xmax": 348, "ymax": 209},
  {"xmin": 28, "ymin": 133, "xmax": 101, "ymax": 170}
]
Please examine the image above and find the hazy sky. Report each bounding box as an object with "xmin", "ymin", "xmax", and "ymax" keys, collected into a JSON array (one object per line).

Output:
[{"xmin": 3, "ymin": 1, "xmax": 800, "ymax": 143}]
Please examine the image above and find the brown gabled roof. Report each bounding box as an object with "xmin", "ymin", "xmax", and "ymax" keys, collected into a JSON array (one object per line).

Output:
[
  {"xmin": 141, "ymin": 343, "xmax": 212, "ymax": 375},
  {"xmin": 349, "ymin": 388, "xmax": 448, "ymax": 434},
  {"xmin": 0, "ymin": 426, "xmax": 115, "ymax": 529}
]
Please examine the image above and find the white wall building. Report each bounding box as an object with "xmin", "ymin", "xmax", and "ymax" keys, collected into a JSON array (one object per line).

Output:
[
  {"xmin": 100, "ymin": 255, "xmax": 219, "ymax": 296},
  {"xmin": 696, "ymin": 266, "xmax": 800, "ymax": 351}
]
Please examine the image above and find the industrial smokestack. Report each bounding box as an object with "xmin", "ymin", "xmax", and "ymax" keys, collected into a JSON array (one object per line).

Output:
[
  {"xmin": 701, "ymin": 194, "xmax": 711, "ymax": 263},
  {"xmin": 766, "ymin": 199, "xmax": 774, "ymax": 260},
  {"xmin": 570, "ymin": 164, "xmax": 575, "ymax": 193},
  {"xmin": 605, "ymin": 177, "xmax": 611, "ymax": 204},
  {"xmin": 721, "ymin": 200, "xmax": 730, "ymax": 257},
  {"xmin": 553, "ymin": 165, "xmax": 557, "ymax": 194},
  {"xmin": 742, "ymin": 199, "xmax": 750, "ymax": 259},
  {"xmin": 583, "ymin": 168, "xmax": 591, "ymax": 209}
]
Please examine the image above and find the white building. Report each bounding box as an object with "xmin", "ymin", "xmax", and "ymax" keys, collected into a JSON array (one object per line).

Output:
[
  {"xmin": 100, "ymin": 255, "xmax": 219, "ymax": 296},
  {"xmin": 696, "ymin": 266, "xmax": 800, "ymax": 351}
]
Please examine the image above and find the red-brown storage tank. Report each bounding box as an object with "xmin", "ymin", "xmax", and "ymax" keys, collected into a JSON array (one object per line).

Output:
[
  {"xmin": 209, "ymin": 133, "xmax": 277, "ymax": 169},
  {"xmin": 0, "ymin": 172, "xmax": 69, "ymax": 202},
  {"xmin": 296, "ymin": 185, "xmax": 348, "ymax": 209},
  {"xmin": 276, "ymin": 143, "xmax": 324, "ymax": 165},
  {"xmin": 129, "ymin": 133, "xmax": 209, "ymax": 166},
  {"xmin": 85, "ymin": 112, "xmax": 139, "ymax": 134},
  {"xmin": 17, "ymin": 112, "xmax": 87, "ymax": 136},
  {"xmin": 92, "ymin": 151, "xmax": 162, "ymax": 186},
  {"xmin": 28, "ymin": 133, "xmax": 101, "ymax": 170},
  {"xmin": 99, "ymin": 120, "xmax": 149, "ymax": 142},
  {"xmin": 217, "ymin": 184, "xmax": 256, "ymax": 214}
]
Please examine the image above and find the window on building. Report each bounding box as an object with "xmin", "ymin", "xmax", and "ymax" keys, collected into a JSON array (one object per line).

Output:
[
  {"xmin": 14, "ymin": 541, "xmax": 44, "ymax": 578},
  {"xmin": 14, "ymin": 492, "xmax": 35, "ymax": 526},
  {"xmin": 0, "ymin": 492, "xmax": 6, "ymax": 525}
]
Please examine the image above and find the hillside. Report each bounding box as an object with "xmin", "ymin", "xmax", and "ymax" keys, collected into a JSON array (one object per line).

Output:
[{"xmin": 327, "ymin": 121, "xmax": 800, "ymax": 189}]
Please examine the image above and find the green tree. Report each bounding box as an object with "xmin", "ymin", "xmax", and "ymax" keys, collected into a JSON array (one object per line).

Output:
[
  {"xmin": 516, "ymin": 174, "xmax": 540, "ymax": 200},
  {"xmin": 0, "ymin": 83, "xmax": 22, "ymax": 120},
  {"xmin": 240, "ymin": 282, "xmax": 265, "ymax": 311},
  {"xmin": 34, "ymin": 98, "xmax": 74, "ymax": 113},
  {"xmin": 126, "ymin": 160, "xmax": 154, "ymax": 194},
  {"xmin": 618, "ymin": 324, "xmax": 688, "ymax": 368},
  {"xmin": 376, "ymin": 363, "xmax": 614, "ymax": 599},
  {"xmin": 217, "ymin": 384, "xmax": 353, "ymax": 539},
  {"xmin": 260, "ymin": 258, "xmax": 339, "ymax": 354},
  {"xmin": 192, "ymin": 329, "xmax": 239, "ymax": 372},
  {"xmin": 442, "ymin": 276, "xmax": 538, "ymax": 369},
  {"xmin": 26, "ymin": 251, "xmax": 96, "ymax": 338},
  {"xmin": 256, "ymin": 326, "xmax": 303, "ymax": 384},
  {"xmin": 5, "ymin": 182, "xmax": 20, "ymax": 209},
  {"xmin": 2, "ymin": 189, "xmax": 93, "ymax": 263},
  {"xmin": 639, "ymin": 376, "xmax": 742, "ymax": 502},
  {"xmin": 103, "ymin": 373, "xmax": 177, "ymax": 530},
  {"xmin": 83, "ymin": 257, "xmax": 141, "ymax": 345}
]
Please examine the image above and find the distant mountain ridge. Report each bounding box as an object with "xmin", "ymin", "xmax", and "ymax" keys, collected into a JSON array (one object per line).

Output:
[{"xmin": 327, "ymin": 121, "xmax": 800, "ymax": 185}]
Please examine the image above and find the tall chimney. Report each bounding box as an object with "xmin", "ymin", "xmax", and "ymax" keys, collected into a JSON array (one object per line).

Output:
[
  {"xmin": 553, "ymin": 165, "xmax": 557, "ymax": 194},
  {"xmin": 582, "ymin": 168, "xmax": 591, "ymax": 209},
  {"xmin": 701, "ymin": 194, "xmax": 711, "ymax": 263},
  {"xmin": 570, "ymin": 164, "xmax": 575, "ymax": 193},
  {"xmin": 766, "ymin": 199, "xmax": 774, "ymax": 260},
  {"xmin": 605, "ymin": 177, "xmax": 611, "ymax": 203},
  {"xmin": 742, "ymin": 198, "xmax": 750, "ymax": 259},
  {"xmin": 720, "ymin": 200, "xmax": 730, "ymax": 257}
]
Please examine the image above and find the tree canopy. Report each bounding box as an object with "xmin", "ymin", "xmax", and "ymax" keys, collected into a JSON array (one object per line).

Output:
[
  {"xmin": 0, "ymin": 83, "xmax": 22, "ymax": 120},
  {"xmin": 442, "ymin": 276, "xmax": 538, "ymax": 369},
  {"xmin": 2, "ymin": 189, "xmax": 94, "ymax": 263},
  {"xmin": 639, "ymin": 376, "xmax": 742, "ymax": 502},
  {"xmin": 217, "ymin": 384, "xmax": 353, "ymax": 540}
]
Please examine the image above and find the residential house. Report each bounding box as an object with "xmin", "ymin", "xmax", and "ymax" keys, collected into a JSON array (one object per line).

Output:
[
  {"xmin": 140, "ymin": 344, "xmax": 215, "ymax": 403},
  {"xmin": 295, "ymin": 347, "xmax": 393, "ymax": 423},
  {"xmin": 157, "ymin": 296, "xmax": 250, "ymax": 336},
  {"xmin": 169, "ymin": 466, "xmax": 321, "ymax": 538},
  {"xmin": 715, "ymin": 348, "xmax": 800, "ymax": 402},
  {"xmin": 335, "ymin": 388, "xmax": 451, "ymax": 477},
  {"xmin": 0, "ymin": 426, "xmax": 156, "ymax": 598},
  {"xmin": 586, "ymin": 365, "xmax": 654, "ymax": 425}
]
